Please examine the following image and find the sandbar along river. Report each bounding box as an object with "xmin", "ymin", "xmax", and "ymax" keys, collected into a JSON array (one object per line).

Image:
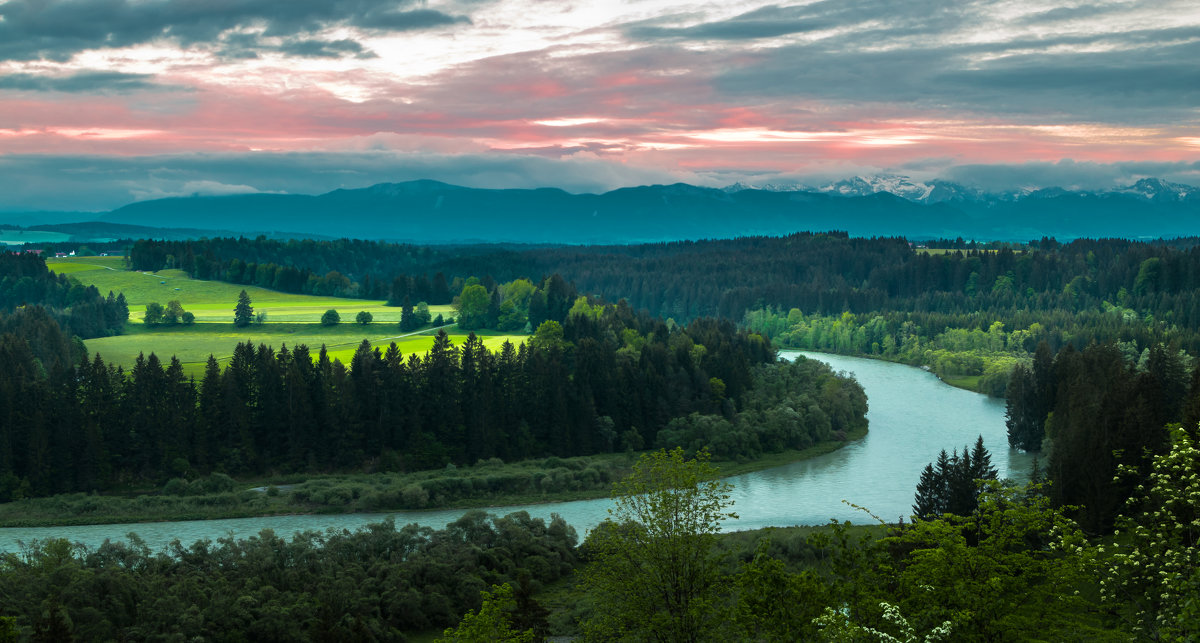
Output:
[{"xmin": 0, "ymin": 351, "xmax": 1032, "ymax": 552}]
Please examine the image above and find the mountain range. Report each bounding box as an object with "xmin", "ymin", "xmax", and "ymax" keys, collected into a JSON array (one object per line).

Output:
[
  {"xmin": 7, "ymin": 177, "xmax": 1200, "ymax": 244},
  {"xmin": 725, "ymin": 175, "xmax": 1200, "ymax": 206}
]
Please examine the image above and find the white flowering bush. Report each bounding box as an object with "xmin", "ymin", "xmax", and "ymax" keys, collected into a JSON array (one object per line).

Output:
[
  {"xmin": 1102, "ymin": 425, "xmax": 1200, "ymax": 641},
  {"xmin": 814, "ymin": 602, "xmax": 953, "ymax": 643}
]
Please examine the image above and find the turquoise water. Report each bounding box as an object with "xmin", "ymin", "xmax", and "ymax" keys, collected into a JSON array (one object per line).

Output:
[{"xmin": 0, "ymin": 351, "xmax": 1027, "ymax": 552}]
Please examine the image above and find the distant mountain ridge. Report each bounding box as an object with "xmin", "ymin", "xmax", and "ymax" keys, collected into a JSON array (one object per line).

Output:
[
  {"xmin": 724, "ymin": 175, "xmax": 1200, "ymax": 205},
  {"xmin": 90, "ymin": 177, "xmax": 1200, "ymax": 244}
]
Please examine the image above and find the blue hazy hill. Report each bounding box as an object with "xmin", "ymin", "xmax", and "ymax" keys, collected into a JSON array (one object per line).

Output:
[{"xmin": 98, "ymin": 180, "xmax": 1200, "ymax": 243}]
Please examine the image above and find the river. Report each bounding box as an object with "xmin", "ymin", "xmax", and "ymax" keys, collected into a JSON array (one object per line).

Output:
[{"xmin": 0, "ymin": 351, "xmax": 1031, "ymax": 553}]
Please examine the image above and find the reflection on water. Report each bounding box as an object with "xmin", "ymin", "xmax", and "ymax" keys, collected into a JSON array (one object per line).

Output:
[
  {"xmin": 0, "ymin": 351, "xmax": 1029, "ymax": 552},
  {"xmin": 723, "ymin": 351, "xmax": 1033, "ymax": 530}
]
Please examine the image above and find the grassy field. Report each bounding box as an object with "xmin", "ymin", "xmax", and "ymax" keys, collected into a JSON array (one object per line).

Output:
[
  {"xmin": 46, "ymin": 256, "xmax": 443, "ymax": 323},
  {"xmin": 50, "ymin": 256, "xmax": 520, "ymax": 374},
  {"xmin": 0, "ymin": 228, "xmax": 72, "ymax": 245},
  {"xmin": 85, "ymin": 322, "xmax": 526, "ymax": 374}
]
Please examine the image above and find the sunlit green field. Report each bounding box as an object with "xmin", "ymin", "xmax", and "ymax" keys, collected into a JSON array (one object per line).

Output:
[
  {"xmin": 86, "ymin": 324, "xmax": 526, "ymax": 375},
  {"xmin": 53, "ymin": 257, "xmax": 525, "ymax": 376},
  {"xmin": 47, "ymin": 257, "xmax": 447, "ymax": 323}
]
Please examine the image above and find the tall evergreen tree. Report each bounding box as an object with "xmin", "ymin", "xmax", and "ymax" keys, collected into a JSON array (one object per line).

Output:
[
  {"xmin": 912, "ymin": 461, "xmax": 945, "ymax": 520},
  {"xmin": 233, "ymin": 290, "xmax": 254, "ymax": 327}
]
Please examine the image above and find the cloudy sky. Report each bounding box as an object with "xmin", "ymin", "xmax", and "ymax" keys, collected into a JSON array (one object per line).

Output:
[{"xmin": 1, "ymin": 0, "xmax": 1199, "ymax": 210}]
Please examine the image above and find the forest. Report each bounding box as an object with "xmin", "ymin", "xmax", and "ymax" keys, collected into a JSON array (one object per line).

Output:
[
  {"xmin": 0, "ymin": 251, "xmax": 876, "ymax": 503},
  {"xmin": 3, "ymin": 438, "xmax": 1195, "ymax": 641},
  {"xmin": 128, "ymin": 234, "xmax": 1200, "ymax": 335},
  {"xmin": 5, "ymin": 231, "xmax": 1200, "ymax": 640},
  {"xmin": 0, "ymin": 252, "xmax": 128, "ymax": 340}
]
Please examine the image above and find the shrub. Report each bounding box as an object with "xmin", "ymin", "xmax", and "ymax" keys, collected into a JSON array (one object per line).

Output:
[
  {"xmin": 197, "ymin": 472, "xmax": 235, "ymax": 495},
  {"xmin": 321, "ymin": 309, "xmax": 340, "ymax": 325},
  {"xmin": 162, "ymin": 477, "xmax": 190, "ymax": 496},
  {"xmin": 401, "ymin": 484, "xmax": 429, "ymax": 508}
]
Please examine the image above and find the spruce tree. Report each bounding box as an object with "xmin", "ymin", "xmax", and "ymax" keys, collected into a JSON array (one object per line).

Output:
[
  {"xmin": 233, "ymin": 290, "xmax": 253, "ymax": 327},
  {"xmin": 912, "ymin": 462, "xmax": 945, "ymax": 520}
]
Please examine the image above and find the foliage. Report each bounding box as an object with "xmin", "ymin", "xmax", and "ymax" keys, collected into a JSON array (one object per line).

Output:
[
  {"xmin": 581, "ymin": 448, "xmax": 737, "ymax": 642},
  {"xmin": 320, "ymin": 308, "xmax": 340, "ymax": 325},
  {"xmin": 0, "ymin": 512, "xmax": 576, "ymax": 640},
  {"xmin": 814, "ymin": 602, "xmax": 954, "ymax": 643},
  {"xmin": 1101, "ymin": 425, "xmax": 1200, "ymax": 641},
  {"xmin": 911, "ymin": 436, "xmax": 997, "ymax": 520},
  {"xmin": 655, "ymin": 356, "xmax": 868, "ymax": 461},
  {"xmin": 1004, "ymin": 342, "xmax": 1054, "ymax": 450},
  {"xmin": 733, "ymin": 539, "xmax": 830, "ymax": 642},
  {"xmin": 832, "ymin": 481, "xmax": 1119, "ymax": 642},
  {"xmin": 1, "ymin": 308, "xmax": 784, "ymax": 495},
  {"xmin": 437, "ymin": 583, "xmax": 535, "ymax": 643},
  {"xmin": 233, "ymin": 289, "xmax": 253, "ymax": 327},
  {"xmin": 143, "ymin": 301, "xmax": 163, "ymax": 325},
  {"xmin": 355, "ymin": 310, "xmax": 373, "ymax": 325},
  {"xmin": 127, "ymin": 236, "xmax": 1200, "ymax": 350},
  {"xmin": 0, "ymin": 252, "xmax": 128, "ymax": 338},
  {"xmin": 1042, "ymin": 342, "xmax": 1179, "ymax": 532},
  {"xmin": 455, "ymin": 284, "xmax": 490, "ymax": 330}
]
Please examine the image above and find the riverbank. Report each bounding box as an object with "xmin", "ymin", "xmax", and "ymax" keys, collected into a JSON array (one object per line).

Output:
[
  {"xmin": 0, "ymin": 426, "xmax": 868, "ymax": 529},
  {"xmin": 789, "ymin": 347, "xmax": 1002, "ymax": 396}
]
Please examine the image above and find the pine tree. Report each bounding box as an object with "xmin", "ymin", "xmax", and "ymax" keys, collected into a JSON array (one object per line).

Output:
[
  {"xmin": 912, "ymin": 462, "xmax": 945, "ymax": 520},
  {"xmin": 913, "ymin": 438, "xmax": 997, "ymax": 520},
  {"xmin": 233, "ymin": 290, "xmax": 253, "ymax": 327},
  {"xmin": 400, "ymin": 295, "xmax": 417, "ymax": 332},
  {"xmin": 969, "ymin": 435, "xmax": 997, "ymax": 481}
]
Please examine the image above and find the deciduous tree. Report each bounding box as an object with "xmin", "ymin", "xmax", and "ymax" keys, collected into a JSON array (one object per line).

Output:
[{"xmin": 582, "ymin": 447, "xmax": 737, "ymax": 642}]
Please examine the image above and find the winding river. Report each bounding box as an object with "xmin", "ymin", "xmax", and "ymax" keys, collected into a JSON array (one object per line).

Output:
[{"xmin": 0, "ymin": 351, "xmax": 1031, "ymax": 553}]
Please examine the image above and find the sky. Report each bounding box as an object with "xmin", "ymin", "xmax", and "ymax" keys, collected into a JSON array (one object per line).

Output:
[{"xmin": 0, "ymin": 0, "xmax": 1199, "ymax": 211}]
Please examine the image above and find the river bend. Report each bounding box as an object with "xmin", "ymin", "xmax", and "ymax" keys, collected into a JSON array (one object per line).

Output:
[{"xmin": 0, "ymin": 351, "xmax": 1031, "ymax": 552}]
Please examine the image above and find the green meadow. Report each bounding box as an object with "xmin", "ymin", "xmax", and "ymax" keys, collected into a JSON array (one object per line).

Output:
[
  {"xmin": 50, "ymin": 257, "xmax": 524, "ymax": 375},
  {"xmin": 47, "ymin": 256, "xmax": 438, "ymax": 323},
  {"xmin": 0, "ymin": 228, "xmax": 72, "ymax": 245}
]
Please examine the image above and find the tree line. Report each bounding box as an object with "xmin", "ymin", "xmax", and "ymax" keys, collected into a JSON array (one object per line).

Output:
[
  {"xmin": 0, "ymin": 510, "xmax": 577, "ymax": 640},
  {"xmin": 0, "ymin": 252, "xmax": 128, "ymax": 339},
  {"xmin": 1005, "ymin": 340, "xmax": 1194, "ymax": 533},
  {"xmin": 0, "ymin": 294, "xmax": 799, "ymax": 498},
  {"xmin": 128, "ymin": 234, "xmax": 1200, "ymax": 332}
]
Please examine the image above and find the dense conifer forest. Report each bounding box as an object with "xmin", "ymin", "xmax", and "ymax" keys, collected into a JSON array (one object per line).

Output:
[
  {"xmin": 5, "ymin": 233, "xmax": 1200, "ymax": 640},
  {"xmin": 130, "ymin": 234, "xmax": 1200, "ymax": 336},
  {"xmin": 0, "ymin": 253, "xmax": 128, "ymax": 340},
  {"xmin": 0, "ymin": 251, "xmax": 874, "ymax": 503}
]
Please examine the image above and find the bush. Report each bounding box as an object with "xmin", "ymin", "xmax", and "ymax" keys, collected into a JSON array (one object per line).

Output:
[
  {"xmin": 162, "ymin": 477, "xmax": 190, "ymax": 496},
  {"xmin": 356, "ymin": 310, "xmax": 373, "ymax": 325},
  {"xmin": 321, "ymin": 309, "xmax": 340, "ymax": 325},
  {"xmin": 401, "ymin": 484, "xmax": 429, "ymax": 508},
  {"xmin": 197, "ymin": 472, "xmax": 235, "ymax": 495}
]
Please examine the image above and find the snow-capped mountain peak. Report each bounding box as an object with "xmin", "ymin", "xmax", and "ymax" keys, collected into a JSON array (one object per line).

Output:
[
  {"xmin": 1118, "ymin": 178, "xmax": 1199, "ymax": 202},
  {"xmin": 817, "ymin": 175, "xmax": 934, "ymax": 202}
]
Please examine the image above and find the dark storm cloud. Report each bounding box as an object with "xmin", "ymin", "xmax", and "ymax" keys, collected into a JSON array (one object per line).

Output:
[
  {"xmin": 0, "ymin": 0, "xmax": 471, "ymax": 61},
  {"xmin": 705, "ymin": 20, "xmax": 1200, "ymax": 122},
  {"xmin": 365, "ymin": 8, "xmax": 470, "ymax": 30},
  {"xmin": 0, "ymin": 71, "xmax": 159, "ymax": 93},
  {"xmin": 628, "ymin": 5, "xmax": 837, "ymax": 41},
  {"xmin": 628, "ymin": 0, "xmax": 979, "ymax": 43},
  {"xmin": 618, "ymin": 1, "xmax": 1200, "ymax": 124},
  {"xmin": 277, "ymin": 38, "xmax": 373, "ymax": 59}
]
